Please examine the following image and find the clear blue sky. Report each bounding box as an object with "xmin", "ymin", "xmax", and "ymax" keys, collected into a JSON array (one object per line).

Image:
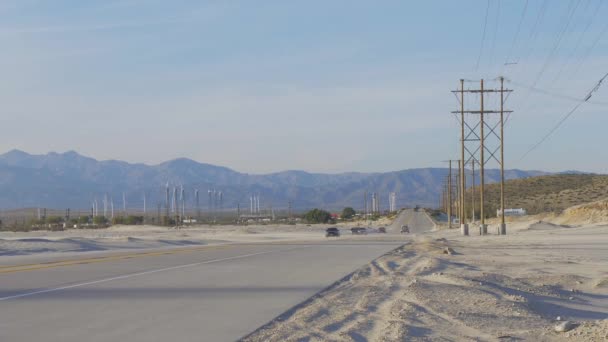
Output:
[{"xmin": 0, "ymin": 0, "xmax": 606, "ymax": 173}]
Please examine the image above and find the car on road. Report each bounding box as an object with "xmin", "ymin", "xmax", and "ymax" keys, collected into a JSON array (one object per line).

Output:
[
  {"xmin": 401, "ymin": 225, "xmax": 410, "ymax": 234},
  {"xmin": 351, "ymin": 227, "xmax": 367, "ymax": 235},
  {"xmin": 378, "ymin": 227, "xmax": 386, "ymax": 233},
  {"xmin": 325, "ymin": 227, "xmax": 340, "ymax": 237}
]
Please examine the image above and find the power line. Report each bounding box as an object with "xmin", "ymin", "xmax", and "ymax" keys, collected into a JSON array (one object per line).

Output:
[
  {"xmin": 503, "ymin": 0, "xmax": 529, "ymax": 65},
  {"xmin": 502, "ymin": 0, "xmax": 549, "ymax": 123},
  {"xmin": 519, "ymin": 71, "xmax": 608, "ymax": 161},
  {"xmin": 529, "ymin": 0, "xmax": 582, "ymax": 88},
  {"xmin": 565, "ymin": 3, "xmax": 608, "ymax": 81},
  {"xmin": 513, "ymin": 0, "xmax": 549, "ymax": 67},
  {"xmin": 474, "ymin": 0, "xmax": 491, "ymax": 72},
  {"xmin": 550, "ymin": 0, "xmax": 602, "ymax": 86},
  {"xmin": 506, "ymin": 79, "xmax": 608, "ymax": 105},
  {"xmin": 489, "ymin": 0, "xmax": 501, "ymax": 68},
  {"xmin": 509, "ymin": 0, "xmax": 582, "ymax": 124}
]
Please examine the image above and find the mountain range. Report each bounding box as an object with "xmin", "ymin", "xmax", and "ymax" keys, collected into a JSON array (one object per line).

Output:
[{"xmin": 0, "ymin": 150, "xmax": 551, "ymax": 211}]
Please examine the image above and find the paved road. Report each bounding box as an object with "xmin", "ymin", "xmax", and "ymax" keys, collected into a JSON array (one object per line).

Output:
[
  {"xmin": 388, "ymin": 209, "xmax": 436, "ymax": 234},
  {"xmin": 0, "ymin": 240, "xmax": 402, "ymax": 342}
]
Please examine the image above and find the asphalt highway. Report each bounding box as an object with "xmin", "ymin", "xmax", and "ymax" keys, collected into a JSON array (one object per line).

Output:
[
  {"xmin": 388, "ymin": 208, "xmax": 436, "ymax": 233},
  {"xmin": 0, "ymin": 210, "xmax": 435, "ymax": 341},
  {"xmin": 0, "ymin": 239, "xmax": 403, "ymax": 342}
]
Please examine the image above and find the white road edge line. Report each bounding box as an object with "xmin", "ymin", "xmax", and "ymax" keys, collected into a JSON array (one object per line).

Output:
[{"xmin": 0, "ymin": 247, "xmax": 305, "ymax": 301}]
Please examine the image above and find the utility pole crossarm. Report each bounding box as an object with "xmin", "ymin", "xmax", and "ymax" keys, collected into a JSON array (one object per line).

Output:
[
  {"xmin": 451, "ymin": 110, "xmax": 513, "ymax": 114},
  {"xmin": 451, "ymin": 89, "xmax": 513, "ymax": 93}
]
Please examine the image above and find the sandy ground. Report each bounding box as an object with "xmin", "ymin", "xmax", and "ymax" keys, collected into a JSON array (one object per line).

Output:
[
  {"xmin": 244, "ymin": 220, "xmax": 608, "ymax": 341},
  {"xmin": 2, "ymin": 211, "xmax": 607, "ymax": 340},
  {"xmin": 0, "ymin": 218, "xmax": 392, "ymax": 258},
  {"xmin": 0, "ymin": 224, "xmax": 316, "ymax": 258}
]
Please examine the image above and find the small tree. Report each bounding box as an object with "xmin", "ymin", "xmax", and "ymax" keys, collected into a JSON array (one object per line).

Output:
[
  {"xmin": 341, "ymin": 207, "xmax": 356, "ymax": 220},
  {"xmin": 304, "ymin": 209, "xmax": 332, "ymax": 224},
  {"xmin": 93, "ymin": 216, "xmax": 108, "ymax": 225}
]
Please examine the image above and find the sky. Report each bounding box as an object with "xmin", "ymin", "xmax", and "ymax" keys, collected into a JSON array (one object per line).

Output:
[{"xmin": 0, "ymin": 0, "xmax": 607, "ymax": 174}]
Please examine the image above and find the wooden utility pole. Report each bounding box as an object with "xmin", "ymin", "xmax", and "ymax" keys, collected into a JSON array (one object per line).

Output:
[
  {"xmin": 499, "ymin": 76, "xmax": 507, "ymax": 235},
  {"xmin": 448, "ymin": 160, "xmax": 452, "ymax": 229},
  {"xmin": 456, "ymin": 160, "xmax": 461, "ymax": 224},
  {"xmin": 443, "ymin": 159, "xmax": 461, "ymax": 229},
  {"xmin": 442, "ymin": 178, "xmax": 448, "ymax": 214},
  {"xmin": 471, "ymin": 160, "xmax": 476, "ymax": 223},
  {"xmin": 459, "ymin": 79, "xmax": 469, "ymax": 235},
  {"xmin": 480, "ymin": 79, "xmax": 486, "ymax": 235},
  {"xmin": 451, "ymin": 78, "xmax": 512, "ymax": 236},
  {"xmin": 441, "ymin": 180, "xmax": 445, "ymax": 213}
]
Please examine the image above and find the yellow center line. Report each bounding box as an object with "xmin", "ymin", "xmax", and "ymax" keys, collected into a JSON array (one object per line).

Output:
[{"xmin": 0, "ymin": 244, "xmax": 233, "ymax": 274}]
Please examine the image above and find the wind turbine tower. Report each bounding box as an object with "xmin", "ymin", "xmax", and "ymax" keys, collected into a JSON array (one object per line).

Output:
[
  {"xmin": 180, "ymin": 186, "xmax": 185, "ymax": 218},
  {"xmin": 219, "ymin": 191, "xmax": 223, "ymax": 212},
  {"xmin": 165, "ymin": 184, "xmax": 169, "ymax": 215},
  {"xmin": 195, "ymin": 189, "xmax": 200, "ymax": 219},
  {"xmin": 256, "ymin": 194, "xmax": 260, "ymax": 215},
  {"xmin": 122, "ymin": 192, "xmax": 127, "ymax": 215},
  {"xmin": 172, "ymin": 187, "xmax": 177, "ymax": 214}
]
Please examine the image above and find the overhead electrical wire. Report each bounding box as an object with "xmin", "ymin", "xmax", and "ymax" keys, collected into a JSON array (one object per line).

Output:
[
  {"xmin": 513, "ymin": 0, "xmax": 549, "ymax": 68},
  {"xmin": 519, "ymin": 71, "xmax": 608, "ymax": 161},
  {"xmin": 506, "ymin": 79, "xmax": 608, "ymax": 105},
  {"xmin": 508, "ymin": 0, "xmax": 582, "ymax": 124},
  {"xmin": 565, "ymin": 4, "xmax": 608, "ymax": 81},
  {"xmin": 528, "ymin": 0, "xmax": 582, "ymax": 89},
  {"xmin": 489, "ymin": 0, "xmax": 501, "ymax": 69},
  {"xmin": 549, "ymin": 0, "xmax": 602, "ymax": 86},
  {"xmin": 502, "ymin": 0, "xmax": 549, "ymax": 124},
  {"xmin": 503, "ymin": 0, "xmax": 529, "ymax": 65},
  {"xmin": 474, "ymin": 0, "xmax": 491, "ymax": 71}
]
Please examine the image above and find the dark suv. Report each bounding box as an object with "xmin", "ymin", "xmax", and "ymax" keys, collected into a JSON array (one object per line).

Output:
[
  {"xmin": 325, "ymin": 227, "xmax": 340, "ymax": 237},
  {"xmin": 351, "ymin": 227, "xmax": 368, "ymax": 235}
]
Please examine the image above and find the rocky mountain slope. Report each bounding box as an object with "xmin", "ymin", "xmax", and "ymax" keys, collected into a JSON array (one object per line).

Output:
[{"xmin": 0, "ymin": 150, "xmax": 548, "ymax": 210}]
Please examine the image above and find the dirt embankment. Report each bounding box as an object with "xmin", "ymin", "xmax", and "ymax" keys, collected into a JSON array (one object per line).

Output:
[
  {"xmin": 552, "ymin": 199, "xmax": 608, "ymax": 226},
  {"xmin": 244, "ymin": 228, "xmax": 608, "ymax": 342}
]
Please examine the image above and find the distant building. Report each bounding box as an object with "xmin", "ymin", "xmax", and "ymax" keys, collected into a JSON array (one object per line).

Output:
[{"xmin": 497, "ymin": 208, "xmax": 527, "ymax": 217}]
